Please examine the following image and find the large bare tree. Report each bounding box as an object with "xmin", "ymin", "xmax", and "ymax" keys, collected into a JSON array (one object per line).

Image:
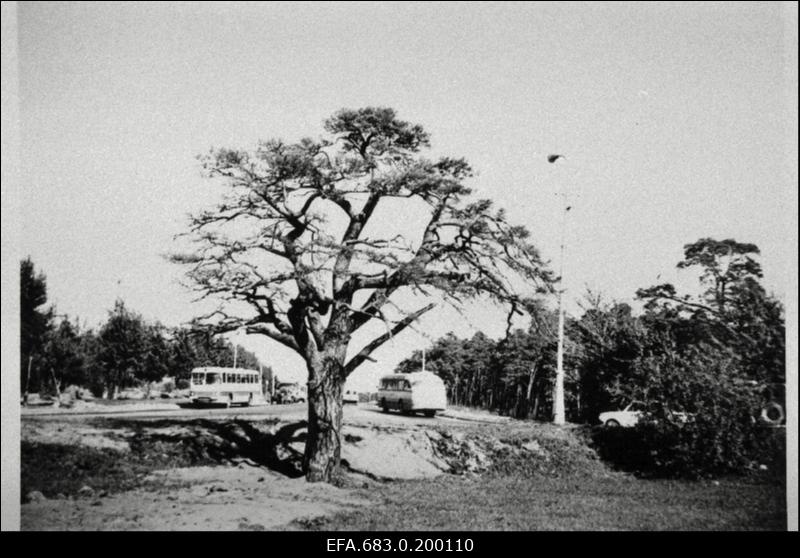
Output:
[{"xmin": 172, "ymin": 107, "xmax": 554, "ymax": 482}]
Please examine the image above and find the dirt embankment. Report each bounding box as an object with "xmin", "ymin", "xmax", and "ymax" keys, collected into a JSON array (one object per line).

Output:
[{"xmin": 21, "ymin": 412, "xmax": 607, "ymax": 530}]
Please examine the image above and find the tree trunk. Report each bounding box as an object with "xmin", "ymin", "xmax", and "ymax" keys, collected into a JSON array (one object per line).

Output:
[
  {"xmin": 303, "ymin": 355, "xmax": 345, "ymax": 483},
  {"xmin": 23, "ymin": 356, "xmax": 33, "ymax": 405},
  {"xmin": 526, "ymin": 366, "xmax": 537, "ymax": 418}
]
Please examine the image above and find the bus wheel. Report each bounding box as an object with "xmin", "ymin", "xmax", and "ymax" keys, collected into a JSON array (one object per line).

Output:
[
  {"xmin": 423, "ymin": 410, "xmax": 436, "ymax": 418},
  {"xmin": 381, "ymin": 400, "xmax": 389, "ymax": 413}
]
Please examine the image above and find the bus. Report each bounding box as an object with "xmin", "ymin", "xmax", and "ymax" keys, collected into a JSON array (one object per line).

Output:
[
  {"xmin": 377, "ymin": 371, "xmax": 447, "ymax": 417},
  {"xmin": 189, "ymin": 367, "xmax": 262, "ymax": 407}
]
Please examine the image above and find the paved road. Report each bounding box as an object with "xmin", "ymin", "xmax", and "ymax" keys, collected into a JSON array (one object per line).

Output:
[
  {"xmin": 20, "ymin": 400, "xmax": 499, "ymax": 427},
  {"xmin": 23, "ymin": 401, "xmax": 305, "ymax": 421}
]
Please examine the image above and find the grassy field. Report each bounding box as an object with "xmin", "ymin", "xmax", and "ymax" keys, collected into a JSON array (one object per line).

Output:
[{"xmin": 297, "ymin": 473, "xmax": 786, "ymax": 531}]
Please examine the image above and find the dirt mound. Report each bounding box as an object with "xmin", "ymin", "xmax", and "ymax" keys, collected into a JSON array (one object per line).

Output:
[
  {"xmin": 424, "ymin": 426, "xmax": 605, "ymax": 478},
  {"xmin": 342, "ymin": 426, "xmax": 449, "ymax": 479},
  {"xmin": 341, "ymin": 422, "xmax": 606, "ymax": 480}
]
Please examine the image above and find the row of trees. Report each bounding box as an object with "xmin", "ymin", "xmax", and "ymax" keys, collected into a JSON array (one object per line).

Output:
[
  {"xmin": 395, "ymin": 238, "xmax": 785, "ymax": 476},
  {"xmin": 399, "ymin": 238, "xmax": 785, "ymax": 421},
  {"xmin": 395, "ymin": 310, "xmax": 562, "ymax": 420},
  {"xmin": 20, "ymin": 258, "xmax": 271, "ymax": 400}
]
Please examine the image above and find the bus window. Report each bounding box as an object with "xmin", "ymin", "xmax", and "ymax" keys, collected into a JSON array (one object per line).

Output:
[
  {"xmin": 207, "ymin": 373, "xmax": 220, "ymax": 384},
  {"xmin": 192, "ymin": 373, "xmax": 205, "ymax": 385}
]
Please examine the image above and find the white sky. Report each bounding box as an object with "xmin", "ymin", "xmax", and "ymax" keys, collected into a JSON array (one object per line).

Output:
[{"xmin": 10, "ymin": 1, "xmax": 798, "ymax": 388}]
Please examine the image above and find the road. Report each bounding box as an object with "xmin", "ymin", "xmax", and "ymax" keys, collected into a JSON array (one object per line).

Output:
[
  {"xmin": 22, "ymin": 401, "xmax": 308, "ymax": 421},
  {"xmin": 20, "ymin": 400, "xmax": 499, "ymax": 427}
]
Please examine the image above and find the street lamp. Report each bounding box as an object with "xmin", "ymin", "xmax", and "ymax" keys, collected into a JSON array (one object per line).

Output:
[{"xmin": 548, "ymin": 154, "xmax": 569, "ymax": 426}]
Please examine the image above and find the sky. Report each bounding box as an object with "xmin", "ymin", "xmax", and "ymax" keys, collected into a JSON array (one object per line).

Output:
[{"xmin": 8, "ymin": 1, "xmax": 798, "ymax": 389}]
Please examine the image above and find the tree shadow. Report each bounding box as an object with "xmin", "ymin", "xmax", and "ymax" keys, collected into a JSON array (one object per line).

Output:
[{"xmin": 100, "ymin": 417, "xmax": 308, "ymax": 478}]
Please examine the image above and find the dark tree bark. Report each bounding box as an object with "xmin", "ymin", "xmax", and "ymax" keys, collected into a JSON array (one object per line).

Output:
[{"xmin": 304, "ymin": 355, "xmax": 345, "ymax": 481}]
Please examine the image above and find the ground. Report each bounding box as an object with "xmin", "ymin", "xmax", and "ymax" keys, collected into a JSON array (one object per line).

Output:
[{"xmin": 19, "ymin": 401, "xmax": 787, "ymax": 530}]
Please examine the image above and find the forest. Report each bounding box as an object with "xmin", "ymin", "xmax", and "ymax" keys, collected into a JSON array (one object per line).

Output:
[{"xmin": 20, "ymin": 257, "xmax": 271, "ymax": 400}]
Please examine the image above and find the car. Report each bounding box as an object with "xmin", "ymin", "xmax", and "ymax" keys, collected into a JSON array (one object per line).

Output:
[
  {"xmin": 599, "ymin": 401, "xmax": 692, "ymax": 427},
  {"xmin": 275, "ymin": 383, "xmax": 306, "ymax": 404},
  {"xmin": 599, "ymin": 401, "xmax": 645, "ymax": 427},
  {"xmin": 343, "ymin": 389, "xmax": 359, "ymax": 404}
]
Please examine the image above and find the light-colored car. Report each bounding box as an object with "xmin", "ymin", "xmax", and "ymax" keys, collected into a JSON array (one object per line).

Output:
[
  {"xmin": 600, "ymin": 401, "xmax": 692, "ymax": 427},
  {"xmin": 599, "ymin": 401, "xmax": 646, "ymax": 427},
  {"xmin": 343, "ymin": 389, "xmax": 359, "ymax": 404}
]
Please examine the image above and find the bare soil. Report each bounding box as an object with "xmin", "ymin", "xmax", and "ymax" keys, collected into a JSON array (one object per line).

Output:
[
  {"xmin": 19, "ymin": 404, "xmax": 784, "ymax": 530},
  {"xmin": 22, "ymin": 405, "xmax": 531, "ymax": 530}
]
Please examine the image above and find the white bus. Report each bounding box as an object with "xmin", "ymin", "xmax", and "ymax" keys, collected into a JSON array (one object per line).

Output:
[
  {"xmin": 377, "ymin": 371, "xmax": 447, "ymax": 417},
  {"xmin": 189, "ymin": 366, "xmax": 261, "ymax": 407}
]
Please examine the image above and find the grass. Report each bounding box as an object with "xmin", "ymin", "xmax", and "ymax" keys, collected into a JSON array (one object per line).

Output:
[
  {"xmin": 296, "ymin": 425, "xmax": 786, "ymax": 531},
  {"xmin": 301, "ymin": 422, "xmax": 787, "ymax": 531},
  {"xmin": 297, "ymin": 473, "xmax": 786, "ymax": 531},
  {"xmin": 20, "ymin": 438, "xmax": 217, "ymax": 499}
]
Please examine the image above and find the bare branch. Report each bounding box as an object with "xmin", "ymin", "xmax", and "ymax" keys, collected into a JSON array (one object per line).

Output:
[{"xmin": 343, "ymin": 302, "xmax": 436, "ymax": 376}]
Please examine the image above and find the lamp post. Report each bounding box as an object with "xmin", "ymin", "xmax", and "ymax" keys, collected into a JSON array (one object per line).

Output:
[
  {"xmin": 548, "ymin": 154, "xmax": 568, "ymax": 426},
  {"xmin": 553, "ymin": 199, "xmax": 568, "ymax": 426}
]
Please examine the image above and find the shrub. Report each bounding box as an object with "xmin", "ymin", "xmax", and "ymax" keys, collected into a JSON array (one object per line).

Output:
[
  {"xmin": 590, "ymin": 350, "xmax": 786, "ymax": 479},
  {"xmin": 592, "ymin": 420, "xmax": 785, "ymax": 480}
]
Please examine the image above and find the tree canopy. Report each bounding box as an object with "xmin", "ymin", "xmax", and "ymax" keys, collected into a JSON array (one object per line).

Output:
[
  {"xmin": 172, "ymin": 107, "xmax": 554, "ymax": 481},
  {"xmin": 636, "ymin": 237, "xmax": 784, "ymax": 384},
  {"xmin": 173, "ymin": 107, "xmax": 553, "ymax": 363}
]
